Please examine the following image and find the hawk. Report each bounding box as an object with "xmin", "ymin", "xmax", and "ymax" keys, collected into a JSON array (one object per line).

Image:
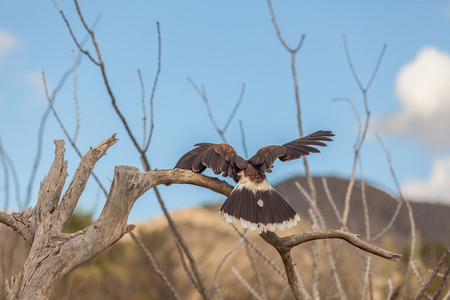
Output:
[{"xmin": 175, "ymin": 130, "xmax": 334, "ymax": 234}]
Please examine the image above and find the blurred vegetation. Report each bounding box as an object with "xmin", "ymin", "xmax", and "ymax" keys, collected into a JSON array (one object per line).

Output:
[
  {"xmin": 2, "ymin": 195, "xmax": 448, "ymax": 299},
  {"xmin": 63, "ymin": 212, "xmax": 93, "ymax": 233},
  {"xmin": 48, "ymin": 209, "xmax": 450, "ymax": 299}
]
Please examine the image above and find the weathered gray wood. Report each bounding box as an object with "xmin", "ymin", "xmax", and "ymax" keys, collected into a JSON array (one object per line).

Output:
[
  {"xmin": 1, "ymin": 134, "xmax": 401, "ymax": 299},
  {"xmin": 261, "ymin": 230, "xmax": 401, "ymax": 261},
  {"xmin": 52, "ymin": 135, "xmax": 118, "ymax": 231},
  {"xmin": 6, "ymin": 135, "xmax": 119, "ymax": 299},
  {"xmin": 3, "ymin": 135, "xmax": 234, "ymax": 300}
]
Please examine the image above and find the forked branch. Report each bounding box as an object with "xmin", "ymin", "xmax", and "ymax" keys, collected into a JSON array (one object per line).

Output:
[
  {"xmin": 260, "ymin": 231, "xmax": 400, "ymax": 300},
  {"xmin": 0, "ymin": 134, "xmax": 402, "ymax": 300},
  {"xmin": 260, "ymin": 231, "xmax": 401, "ymax": 261}
]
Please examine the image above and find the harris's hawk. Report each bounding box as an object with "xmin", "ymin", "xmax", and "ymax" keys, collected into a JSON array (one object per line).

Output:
[{"xmin": 175, "ymin": 130, "xmax": 334, "ymax": 234}]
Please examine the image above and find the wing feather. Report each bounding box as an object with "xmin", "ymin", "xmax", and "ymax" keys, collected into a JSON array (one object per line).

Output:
[
  {"xmin": 175, "ymin": 143, "xmax": 247, "ymax": 181},
  {"xmin": 248, "ymin": 130, "xmax": 334, "ymax": 173}
]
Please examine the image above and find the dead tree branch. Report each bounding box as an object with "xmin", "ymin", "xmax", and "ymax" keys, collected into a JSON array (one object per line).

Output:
[
  {"xmin": 144, "ymin": 21, "xmax": 161, "ymax": 152},
  {"xmin": 260, "ymin": 231, "xmax": 401, "ymax": 261},
  {"xmin": 260, "ymin": 230, "xmax": 400, "ymax": 300},
  {"xmin": 25, "ymin": 15, "xmax": 100, "ymax": 209},
  {"xmin": 415, "ymin": 247, "xmax": 450, "ymax": 300},
  {"xmin": 339, "ymin": 36, "xmax": 387, "ymax": 230},
  {"xmin": 129, "ymin": 231, "xmax": 181, "ymax": 300},
  {"xmin": 266, "ymin": 0, "xmax": 313, "ymax": 204},
  {"xmin": 0, "ymin": 134, "xmax": 229, "ymax": 299},
  {"xmin": 214, "ymin": 232, "xmax": 248, "ymax": 300},
  {"xmin": 53, "ymin": 2, "xmax": 211, "ymax": 297},
  {"xmin": 0, "ymin": 133, "xmax": 402, "ymax": 299},
  {"xmin": 377, "ymin": 135, "xmax": 416, "ymax": 300}
]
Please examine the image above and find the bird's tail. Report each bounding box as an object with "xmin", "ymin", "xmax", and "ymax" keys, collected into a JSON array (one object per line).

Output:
[{"xmin": 219, "ymin": 181, "xmax": 300, "ymax": 234}]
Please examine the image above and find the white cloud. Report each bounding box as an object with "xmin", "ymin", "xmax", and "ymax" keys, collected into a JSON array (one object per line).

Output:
[
  {"xmin": 402, "ymin": 157, "xmax": 450, "ymax": 204},
  {"xmin": 21, "ymin": 71, "xmax": 49, "ymax": 110},
  {"xmin": 377, "ymin": 46, "xmax": 450, "ymax": 148},
  {"xmin": 23, "ymin": 71, "xmax": 46, "ymax": 93},
  {"xmin": 0, "ymin": 28, "xmax": 18, "ymax": 68}
]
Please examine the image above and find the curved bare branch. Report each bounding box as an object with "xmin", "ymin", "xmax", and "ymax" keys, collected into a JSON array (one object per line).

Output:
[{"xmin": 260, "ymin": 231, "xmax": 401, "ymax": 262}]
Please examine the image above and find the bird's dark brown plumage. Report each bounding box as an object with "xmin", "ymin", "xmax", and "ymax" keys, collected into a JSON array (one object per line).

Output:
[{"xmin": 175, "ymin": 130, "xmax": 334, "ymax": 233}]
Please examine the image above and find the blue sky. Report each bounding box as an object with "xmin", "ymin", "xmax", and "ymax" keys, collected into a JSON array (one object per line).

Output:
[{"xmin": 1, "ymin": 1, "xmax": 450, "ymax": 221}]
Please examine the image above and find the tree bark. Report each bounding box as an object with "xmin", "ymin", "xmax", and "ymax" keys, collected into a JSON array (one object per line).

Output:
[
  {"xmin": 3, "ymin": 134, "xmax": 233, "ymax": 299},
  {"xmin": 1, "ymin": 134, "xmax": 400, "ymax": 299}
]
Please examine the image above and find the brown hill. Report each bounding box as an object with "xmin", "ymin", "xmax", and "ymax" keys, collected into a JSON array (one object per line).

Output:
[{"xmin": 276, "ymin": 176, "xmax": 450, "ymax": 245}]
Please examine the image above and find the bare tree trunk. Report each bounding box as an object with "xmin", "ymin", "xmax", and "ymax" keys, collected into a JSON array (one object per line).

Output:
[{"xmin": 1, "ymin": 134, "xmax": 233, "ymax": 299}]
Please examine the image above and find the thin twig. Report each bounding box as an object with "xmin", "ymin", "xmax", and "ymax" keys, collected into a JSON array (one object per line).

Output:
[
  {"xmin": 130, "ymin": 231, "xmax": 181, "ymax": 300},
  {"xmin": 41, "ymin": 70, "xmax": 108, "ymax": 196},
  {"xmin": 214, "ymin": 233, "xmax": 248, "ymax": 300},
  {"xmin": 322, "ymin": 177, "xmax": 342, "ymax": 223},
  {"xmin": 266, "ymin": 0, "xmax": 314, "ymax": 205},
  {"xmin": 187, "ymin": 78, "xmax": 227, "ymax": 143},
  {"xmin": 415, "ymin": 247, "xmax": 450, "ymax": 299},
  {"xmin": 71, "ymin": 0, "xmax": 143, "ymax": 154},
  {"xmin": 146, "ymin": 24, "xmax": 203, "ymax": 296},
  {"xmin": 231, "ymin": 267, "xmax": 264, "ymax": 300},
  {"xmin": 332, "ymin": 97, "xmax": 362, "ymax": 148},
  {"xmin": 366, "ymin": 45, "xmax": 387, "ymax": 92},
  {"xmin": 387, "ymin": 279, "xmax": 393, "ymax": 300},
  {"xmin": 244, "ymin": 230, "xmax": 268, "ymax": 300},
  {"xmin": 310, "ymin": 234, "xmax": 320, "ymax": 299},
  {"xmin": 0, "ymin": 142, "xmax": 10, "ymax": 210},
  {"xmin": 231, "ymin": 224, "xmax": 287, "ymax": 281},
  {"xmin": 198, "ymin": 87, "xmax": 266, "ymax": 299},
  {"xmin": 158, "ymin": 184, "xmax": 211, "ymax": 298},
  {"xmin": 72, "ymin": 49, "xmax": 80, "ymax": 143},
  {"xmin": 168, "ymin": 207, "xmax": 203, "ymax": 294},
  {"xmin": 267, "ymin": 0, "xmax": 305, "ymax": 54},
  {"xmin": 144, "ymin": 22, "xmax": 161, "ymax": 152},
  {"xmin": 442, "ymin": 289, "xmax": 450, "ymax": 300},
  {"xmin": 294, "ymin": 266, "xmax": 312, "ymax": 300},
  {"xmin": 301, "ymin": 196, "xmax": 326, "ymax": 299},
  {"xmin": 138, "ymin": 69, "xmax": 147, "ymax": 148},
  {"xmin": 432, "ymin": 263, "xmax": 450, "ymax": 300},
  {"xmin": 343, "ymin": 34, "xmax": 363, "ymax": 91},
  {"xmin": 153, "ymin": 186, "xmax": 210, "ymax": 299},
  {"xmin": 340, "ymin": 37, "xmax": 387, "ymax": 229},
  {"xmin": 223, "ymin": 83, "xmax": 246, "ymax": 134},
  {"xmin": 368, "ymin": 184, "xmax": 403, "ymax": 242},
  {"xmin": 377, "ymin": 135, "xmax": 416, "ymax": 300},
  {"xmin": 297, "ymin": 182, "xmax": 347, "ymax": 300},
  {"xmin": 323, "ymin": 241, "xmax": 347, "ymax": 300},
  {"xmin": 172, "ymin": 232, "xmax": 201, "ymax": 292},
  {"xmin": 361, "ymin": 256, "xmax": 371, "ymax": 300},
  {"xmin": 24, "ymin": 15, "xmax": 99, "ymax": 208},
  {"xmin": 411, "ymin": 260, "xmax": 426, "ymax": 288},
  {"xmin": 239, "ymin": 120, "xmax": 249, "ymax": 158},
  {"xmin": 296, "ymin": 183, "xmax": 321, "ymax": 300},
  {"xmin": 42, "ymin": 70, "xmax": 77, "ymax": 151},
  {"xmin": 359, "ymin": 158, "xmax": 370, "ymax": 240},
  {"xmin": 296, "ymin": 182, "xmax": 326, "ymax": 230},
  {"xmin": 55, "ymin": 6, "xmax": 208, "ymax": 297},
  {"xmin": 52, "ymin": 0, "xmax": 100, "ymax": 65}
]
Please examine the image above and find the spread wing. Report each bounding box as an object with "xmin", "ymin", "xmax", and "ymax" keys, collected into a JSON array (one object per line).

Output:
[
  {"xmin": 174, "ymin": 143, "xmax": 248, "ymax": 181},
  {"xmin": 248, "ymin": 130, "xmax": 334, "ymax": 173}
]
